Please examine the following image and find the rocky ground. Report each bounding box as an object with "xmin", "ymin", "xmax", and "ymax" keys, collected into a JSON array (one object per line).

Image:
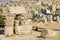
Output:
[{"xmin": 0, "ymin": 30, "xmax": 60, "ymax": 40}]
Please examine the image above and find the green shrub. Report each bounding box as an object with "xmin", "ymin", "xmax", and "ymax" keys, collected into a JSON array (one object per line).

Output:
[{"xmin": 0, "ymin": 14, "xmax": 5, "ymax": 26}]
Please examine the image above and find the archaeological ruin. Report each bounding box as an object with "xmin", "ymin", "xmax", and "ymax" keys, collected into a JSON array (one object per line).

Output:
[{"xmin": 0, "ymin": 0, "xmax": 60, "ymax": 38}]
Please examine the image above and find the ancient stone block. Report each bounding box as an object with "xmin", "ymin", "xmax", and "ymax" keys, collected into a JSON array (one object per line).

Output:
[
  {"xmin": 5, "ymin": 26, "xmax": 13, "ymax": 36},
  {"xmin": 15, "ymin": 25, "xmax": 32, "ymax": 35}
]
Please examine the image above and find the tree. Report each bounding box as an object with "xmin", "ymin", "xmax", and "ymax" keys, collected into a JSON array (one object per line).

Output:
[{"xmin": 0, "ymin": 14, "xmax": 5, "ymax": 27}]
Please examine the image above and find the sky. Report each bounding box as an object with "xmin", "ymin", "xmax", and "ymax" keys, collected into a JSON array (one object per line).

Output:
[{"xmin": 0, "ymin": 0, "xmax": 12, "ymax": 2}]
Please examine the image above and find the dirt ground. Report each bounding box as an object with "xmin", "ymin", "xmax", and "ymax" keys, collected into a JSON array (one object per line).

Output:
[
  {"xmin": 0, "ymin": 22, "xmax": 60, "ymax": 40},
  {"xmin": 0, "ymin": 30, "xmax": 60, "ymax": 40},
  {"xmin": 28, "ymin": 22, "xmax": 60, "ymax": 29}
]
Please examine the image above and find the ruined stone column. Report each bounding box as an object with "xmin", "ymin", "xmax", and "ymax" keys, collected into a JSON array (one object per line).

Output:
[
  {"xmin": 15, "ymin": 20, "xmax": 20, "ymax": 34},
  {"xmin": 47, "ymin": 15, "xmax": 53, "ymax": 23},
  {"xmin": 50, "ymin": 15, "xmax": 53, "ymax": 23},
  {"xmin": 39, "ymin": 14, "xmax": 46, "ymax": 23},
  {"xmin": 4, "ymin": 14, "xmax": 15, "ymax": 36},
  {"xmin": 52, "ymin": 5, "xmax": 56, "ymax": 13},
  {"xmin": 44, "ymin": 15, "xmax": 47, "ymax": 23},
  {"xmin": 15, "ymin": 20, "xmax": 19, "ymax": 26}
]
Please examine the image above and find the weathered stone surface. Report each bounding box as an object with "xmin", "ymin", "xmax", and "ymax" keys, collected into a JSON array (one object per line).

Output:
[
  {"xmin": 47, "ymin": 29, "xmax": 59, "ymax": 37},
  {"xmin": 15, "ymin": 20, "xmax": 19, "ymax": 26},
  {"xmin": 5, "ymin": 27, "xmax": 13, "ymax": 36},
  {"xmin": 15, "ymin": 25, "xmax": 32, "ymax": 35},
  {"xmin": 40, "ymin": 28, "xmax": 48, "ymax": 38},
  {"xmin": 40, "ymin": 29, "xmax": 59, "ymax": 38},
  {"xmin": 4, "ymin": 14, "xmax": 15, "ymax": 36}
]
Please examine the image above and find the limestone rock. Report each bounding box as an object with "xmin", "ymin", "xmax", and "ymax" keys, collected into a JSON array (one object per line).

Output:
[
  {"xmin": 47, "ymin": 29, "xmax": 58, "ymax": 37},
  {"xmin": 5, "ymin": 26, "xmax": 13, "ymax": 36},
  {"xmin": 15, "ymin": 25, "xmax": 32, "ymax": 35}
]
